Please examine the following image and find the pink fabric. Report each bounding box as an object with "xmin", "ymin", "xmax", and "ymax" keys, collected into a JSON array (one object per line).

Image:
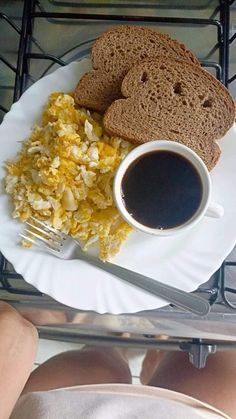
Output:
[{"xmin": 11, "ymin": 384, "xmax": 230, "ymax": 419}]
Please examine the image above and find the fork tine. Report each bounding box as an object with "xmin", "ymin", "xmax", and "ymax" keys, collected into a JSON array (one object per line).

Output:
[
  {"xmin": 26, "ymin": 221, "xmax": 63, "ymax": 245},
  {"xmin": 19, "ymin": 232, "xmax": 61, "ymax": 254},
  {"xmin": 22, "ymin": 228, "xmax": 62, "ymax": 251},
  {"xmin": 30, "ymin": 217, "xmax": 67, "ymax": 238}
]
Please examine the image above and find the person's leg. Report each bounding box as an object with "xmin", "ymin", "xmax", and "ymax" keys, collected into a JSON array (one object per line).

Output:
[
  {"xmin": 147, "ymin": 350, "xmax": 236, "ymax": 419},
  {"xmin": 23, "ymin": 345, "xmax": 132, "ymax": 394},
  {"xmin": 0, "ymin": 301, "xmax": 38, "ymax": 419},
  {"xmin": 140, "ymin": 349, "xmax": 166, "ymax": 385}
]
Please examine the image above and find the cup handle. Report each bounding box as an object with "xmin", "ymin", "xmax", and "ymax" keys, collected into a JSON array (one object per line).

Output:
[{"xmin": 205, "ymin": 202, "xmax": 224, "ymax": 218}]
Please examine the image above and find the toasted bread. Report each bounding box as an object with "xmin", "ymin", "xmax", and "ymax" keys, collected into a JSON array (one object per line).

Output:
[
  {"xmin": 74, "ymin": 25, "xmax": 199, "ymax": 113},
  {"xmin": 103, "ymin": 58, "xmax": 235, "ymax": 171}
]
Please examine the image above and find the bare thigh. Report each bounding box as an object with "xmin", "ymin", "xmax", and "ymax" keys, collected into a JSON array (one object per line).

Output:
[
  {"xmin": 23, "ymin": 346, "xmax": 132, "ymax": 394},
  {"xmin": 148, "ymin": 350, "xmax": 236, "ymax": 419},
  {"xmin": 0, "ymin": 301, "xmax": 38, "ymax": 419}
]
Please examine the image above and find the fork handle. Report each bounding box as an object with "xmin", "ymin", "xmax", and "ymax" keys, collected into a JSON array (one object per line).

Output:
[{"xmin": 80, "ymin": 254, "xmax": 210, "ymax": 316}]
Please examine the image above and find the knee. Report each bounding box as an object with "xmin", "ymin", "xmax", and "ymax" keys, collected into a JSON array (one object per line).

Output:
[
  {"xmin": 0, "ymin": 301, "xmax": 38, "ymax": 351},
  {"xmin": 20, "ymin": 316, "xmax": 39, "ymax": 349},
  {"xmin": 84, "ymin": 347, "xmax": 132, "ymax": 384}
]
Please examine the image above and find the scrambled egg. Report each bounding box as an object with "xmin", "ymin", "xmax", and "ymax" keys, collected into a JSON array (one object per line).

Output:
[{"xmin": 5, "ymin": 92, "xmax": 134, "ymax": 261}]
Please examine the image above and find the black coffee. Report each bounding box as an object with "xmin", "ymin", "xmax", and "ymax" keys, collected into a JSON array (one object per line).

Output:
[{"xmin": 121, "ymin": 150, "xmax": 203, "ymax": 229}]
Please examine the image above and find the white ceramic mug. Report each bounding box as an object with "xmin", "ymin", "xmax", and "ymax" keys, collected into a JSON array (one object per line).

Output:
[{"xmin": 113, "ymin": 141, "xmax": 224, "ymax": 236}]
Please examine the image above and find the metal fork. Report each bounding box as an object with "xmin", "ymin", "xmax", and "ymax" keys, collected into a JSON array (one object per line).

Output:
[{"xmin": 19, "ymin": 217, "xmax": 210, "ymax": 316}]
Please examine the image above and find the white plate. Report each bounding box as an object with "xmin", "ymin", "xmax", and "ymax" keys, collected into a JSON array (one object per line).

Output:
[{"xmin": 0, "ymin": 59, "xmax": 236, "ymax": 314}]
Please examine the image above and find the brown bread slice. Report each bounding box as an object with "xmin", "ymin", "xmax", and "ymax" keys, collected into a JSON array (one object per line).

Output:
[
  {"xmin": 74, "ymin": 25, "xmax": 199, "ymax": 113},
  {"xmin": 103, "ymin": 58, "xmax": 235, "ymax": 171}
]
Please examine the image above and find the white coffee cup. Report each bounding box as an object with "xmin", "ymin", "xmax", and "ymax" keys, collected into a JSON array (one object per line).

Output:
[{"xmin": 113, "ymin": 141, "xmax": 224, "ymax": 236}]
